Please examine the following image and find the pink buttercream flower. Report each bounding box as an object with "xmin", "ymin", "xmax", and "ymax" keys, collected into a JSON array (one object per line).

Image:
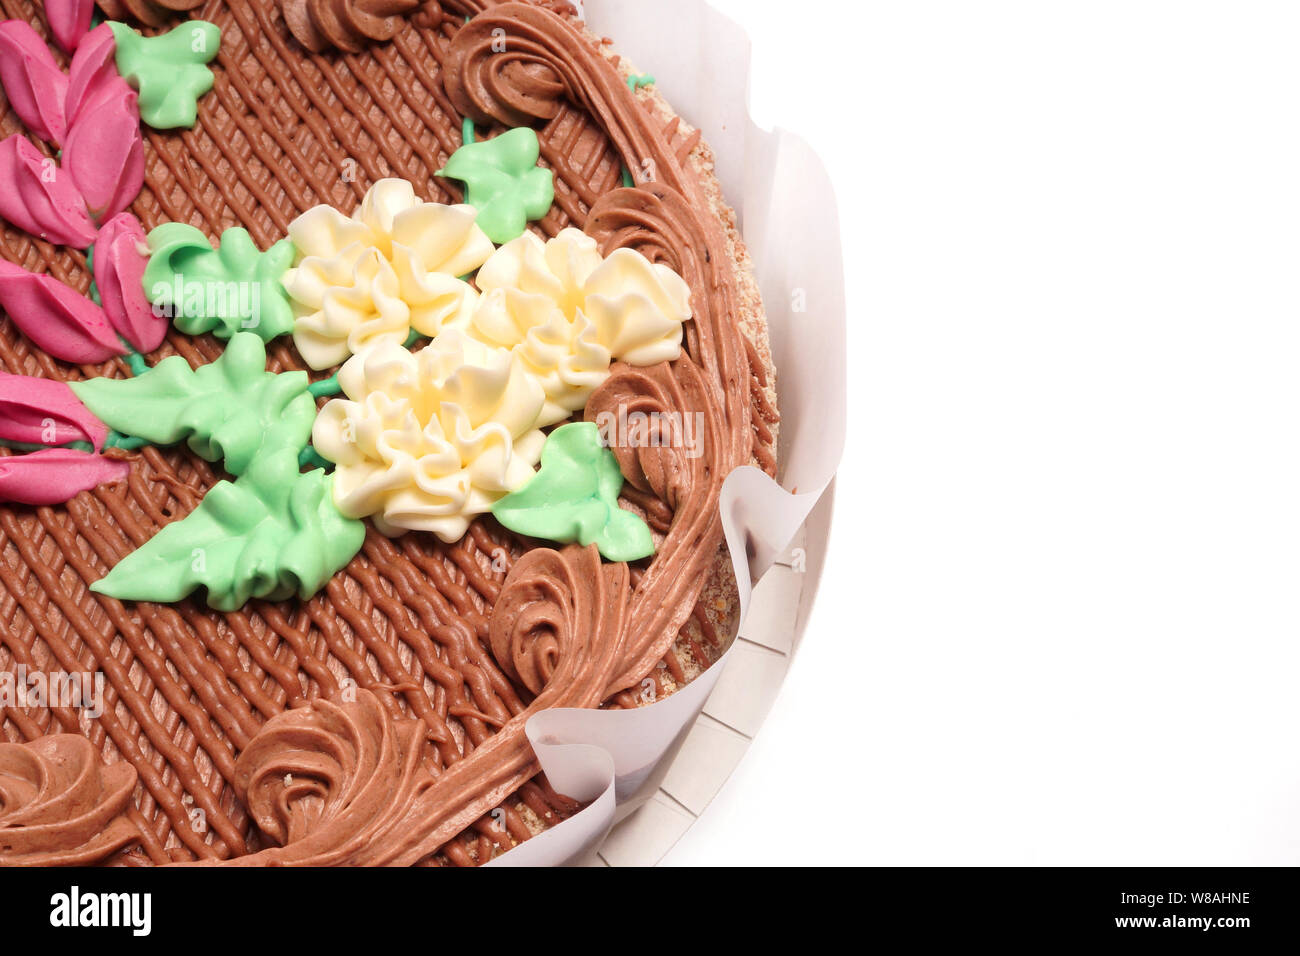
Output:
[
  {"xmin": 0, "ymin": 20, "xmax": 69, "ymax": 145},
  {"xmin": 0, "ymin": 369, "xmax": 109, "ymax": 450},
  {"xmin": 0, "ymin": 22, "xmax": 146, "ymax": 247},
  {"xmin": 94, "ymin": 213, "xmax": 165, "ymax": 353},
  {"xmin": 0, "ymin": 260, "xmax": 125, "ymax": 363},
  {"xmin": 0, "ymin": 135, "xmax": 96, "ymax": 247},
  {"xmin": 0, "ymin": 369, "xmax": 128, "ymax": 508},
  {"xmin": 0, "ymin": 448, "xmax": 129, "ymax": 506},
  {"xmin": 65, "ymin": 23, "xmax": 131, "ymax": 126},
  {"xmin": 44, "ymin": 0, "xmax": 95, "ymax": 54},
  {"xmin": 64, "ymin": 83, "xmax": 145, "ymax": 221}
]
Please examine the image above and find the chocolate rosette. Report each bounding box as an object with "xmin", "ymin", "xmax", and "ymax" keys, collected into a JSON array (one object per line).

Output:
[
  {"xmin": 0, "ymin": 735, "xmax": 140, "ymax": 866},
  {"xmin": 96, "ymin": 0, "xmax": 206, "ymax": 30},
  {"xmin": 489, "ymin": 544, "xmax": 629, "ymax": 697},
  {"xmin": 584, "ymin": 360, "xmax": 713, "ymax": 510},
  {"xmin": 229, "ymin": 690, "xmax": 431, "ymax": 865},
  {"xmin": 365, "ymin": 545, "xmax": 628, "ymax": 864},
  {"xmin": 281, "ymin": 0, "xmax": 422, "ymax": 54},
  {"xmin": 446, "ymin": 1, "xmax": 670, "ymax": 147},
  {"xmin": 441, "ymin": 0, "xmax": 578, "ymax": 21},
  {"xmin": 99, "ymin": 0, "xmax": 425, "ymax": 49}
]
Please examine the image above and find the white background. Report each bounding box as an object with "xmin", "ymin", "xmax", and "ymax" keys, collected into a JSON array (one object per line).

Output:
[{"xmin": 664, "ymin": 0, "xmax": 1300, "ymax": 865}]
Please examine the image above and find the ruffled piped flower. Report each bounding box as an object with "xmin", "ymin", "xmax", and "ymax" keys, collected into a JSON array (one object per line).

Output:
[
  {"xmin": 467, "ymin": 228, "xmax": 693, "ymax": 426},
  {"xmin": 312, "ymin": 331, "xmax": 547, "ymax": 541},
  {"xmin": 284, "ymin": 179, "xmax": 494, "ymax": 370}
]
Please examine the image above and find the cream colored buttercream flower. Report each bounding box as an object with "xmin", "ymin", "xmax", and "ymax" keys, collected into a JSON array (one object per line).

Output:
[
  {"xmin": 285, "ymin": 179, "xmax": 494, "ymax": 370},
  {"xmin": 468, "ymin": 228, "xmax": 693, "ymax": 426},
  {"xmin": 312, "ymin": 331, "xmax": 547, "ymax": 541}
]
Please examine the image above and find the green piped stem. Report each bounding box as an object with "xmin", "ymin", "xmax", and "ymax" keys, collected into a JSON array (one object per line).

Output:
[
  {"xmin": 620, "ymin": 75, "xmax": 655, "ymax": 188},
  {"xmin": 298, "ymin": 446, "xmax": 333, "ymax": 471},
  {"xmin": 0, "ymin": 438, "xmax": 94, "ymax": 454},
  {"xmin": 123, "ymin": 347, "xmax": 149, "ymax": 377},
  {"xmin": 86, "ymin": 244, "xmax": 101, "ymax": 306},
  {"xmin": 104, "ymin": 431, "xmax": 150, "ymax": 452},
  {"xmin": 308, "ymin": 376, "xmax": 342, "ymax": 399}
]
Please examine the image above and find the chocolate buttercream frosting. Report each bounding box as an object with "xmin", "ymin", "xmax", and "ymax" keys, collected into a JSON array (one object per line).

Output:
[
  {"xmin": 0, "ymin": 735, "xmax": 140, "ymax": 865},
  {"xmin": 280, "ymin": 0, "xmax": 422, "ymax": 54},
  {"xmin": 96, "ymin": 0, "xmax": 205, "ymax": 30},
  {"xmin": 206, "ymin": 545, "xmax": 628, "ymax": 865},
  {"xmin": 0, "ymin": 0, "xmax": 777, "ymax": 865}
]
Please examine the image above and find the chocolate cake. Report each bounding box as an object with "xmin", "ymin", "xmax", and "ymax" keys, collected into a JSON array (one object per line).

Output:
[{"xmin": 0, "ymin": 0, "xmax": 778, "ymax": 866}]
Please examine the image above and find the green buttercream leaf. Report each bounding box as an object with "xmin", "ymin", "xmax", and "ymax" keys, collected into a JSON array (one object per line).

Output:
[
  {"xmin": 88, "ymin": 449, "xmax": 365, "ymax": 612},
  {"xmin": 491, "ymin": 422, "xmax": 654, "ymax": 562},
  {"xmin": 69, "ymin": 332, "xmax": 314, "ymax": 477},
  {"xmin": 72, "ymin": 333, "xmax": 361, "ymax": 609},
  {"xmin": 109, "ymin": 21, "xmax": 221, "ymax": 129},
  {"xmin": 436, "ymin": 127, "xmax": 554, "ymax": 243},
  {"xmin": 142, "ymin": 224, "xmax": 296, "ymax": 343}
]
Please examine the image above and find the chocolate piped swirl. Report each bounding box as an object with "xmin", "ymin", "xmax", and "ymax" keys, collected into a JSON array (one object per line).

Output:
[
  {"xmin": 96, "ymin": 0, "xmax": 206, "ymax": 29},
  {"xmin": 0, "ymin": 735, "xmax": 140, "ymax": 866},
  {"xmin": 584, "ymin": 358, "xmax": 731, "ymax": 693},
  {"xmin": 212, "ymin": 546, "xmax": 628, "ymax": 865},
  {"xmin": 226, "ymin": 690, "xmax": 431, "ymax": 865},
  {"xmin": 490, "ymin": 546, "xmax": 629, "ymax": 696},
  {"xmin": 583, "ymin": 184, "xmax": 753, "ymax": 688},
  {"xmin": 100, "ymin": 0, "xmax": 426, "ymax": 49},
  {"xmin": 281, "ymin": 0, "xmax": 422, "ymax": 53},
  {"xmin": 446, "ymin": 1, "xmax": 707, "ymax": 194},
  {"xmin": 440, "ymin": 0, "xmax": 577, "ymax": 24}
]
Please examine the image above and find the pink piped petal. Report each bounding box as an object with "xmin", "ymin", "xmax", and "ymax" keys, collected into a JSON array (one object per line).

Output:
[
  {"xmin": 0, "ymin": 370, "xmax": 108, "ymax": 450},
  {"xmin": 65, "ymin": 23, "xmax": 128, "ymax": 128},
  {"xmin": 95, "ymin": 213, "xmax": 164, "ymax": 353},
  {"xmin": 44, "ymin": 0, "xmax": 95, "ymax": 54},
  {"xmin": 0, "ymin": 449, "xmax": 129, "ymax": 506},
  {"xmin": 0, "ymin": 136, "xmax": 96, "ymax": 247},
  {"xmin": 0, "ymin": 260, "xmax": 125, "ymax": 363},
  {"xmin": 64, "ymin": 85, "xmax": 145, "ymax": 220},
  {"xmin": 0, "ymin": 20, "xmax": 69, "ymax": 144}
]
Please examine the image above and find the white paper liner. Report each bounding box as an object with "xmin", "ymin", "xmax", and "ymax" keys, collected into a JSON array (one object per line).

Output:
[{"xmin": 488, "ymin": 0, "xmax": 846, "ymax": 866}]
